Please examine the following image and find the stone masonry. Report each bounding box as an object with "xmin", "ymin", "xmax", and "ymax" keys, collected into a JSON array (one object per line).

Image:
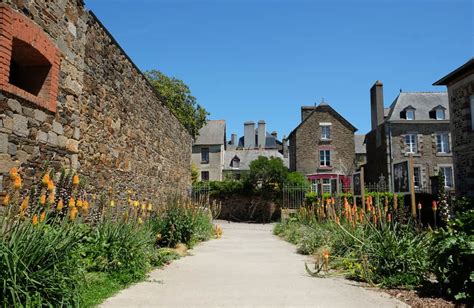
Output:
[{"xmin": 0, "ymin": 1, "xmax": 192, "ymax": 202}]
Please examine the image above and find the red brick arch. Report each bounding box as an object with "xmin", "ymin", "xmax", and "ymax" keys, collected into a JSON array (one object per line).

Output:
[{"xmin": 0, "ymin": 4, "xmax": 60, "ymax": 112}]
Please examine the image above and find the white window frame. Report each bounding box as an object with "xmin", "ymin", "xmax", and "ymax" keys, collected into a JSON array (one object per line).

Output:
[
  {"xmin": 310, "ymin": 179, "xmax": 318, "ymax": 193},
  {"xmin": 322, "ymin": 179, "xmax": 331, "ymax": 193},
  {"xmin": 436, "ymin": 133, "xmax": 450, "ymax": 153},
  {"xmin": 406, "ymin": 109, "xmax": 415, "ymax": 120},
  {"xmin": 438, "ymin": 165, "xmax": 454, "ymax": 188},
  {"xmin": 320, "ymin": 150, "xmax": 331, "ymax": 167},
  {"xmin": 435, "ymin": 108, "xmax": 445, "ymax": 120},
  {"xmin": 405, "ymin": 133, "xmax": 418, "ymax": 153},
  {"xmin": 321, "ymin": 125, "xmax": 331, "ymax": 140}
]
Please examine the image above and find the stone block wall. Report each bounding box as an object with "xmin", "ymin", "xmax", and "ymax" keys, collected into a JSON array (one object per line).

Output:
[
  {"xmin": 0, "ymin": 1, "xmax": 192, "ymax": 202},
  {"xmin": 447, "ymin": 74, "xmax": 474, "ymax": 196}
]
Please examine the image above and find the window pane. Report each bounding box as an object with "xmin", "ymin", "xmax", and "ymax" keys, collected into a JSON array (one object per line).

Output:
[
  {"xmin": 440, "ymin": 167, "xmax": 453, "ymax": 187},
  {"xmin": 201, "ymin": 171, "xmax": 209, "ymax": 181},
  {"xmin": 405, "ymin": 134, "xmax": 417, "ymax": 153},
  {"xmin": 406, "ymin": 110, "xmax": 415, "ymax": 120},
  {"xmin": 436, "ymin": 134, "xmax": 450, "ymax": 153},
  {"xmin": 321, "ymin": 126, "xmax": 331, "ymax": 139},
  {"xmin": 413, "ymin": 167, "xmax": 421, "ymax": 188},
  {"xmin": 201, "ymin": 148, "xmax": 209, "ymax": 163},
  {"xmin": 436, "ymin": 109, "xmax": 445, "ymax": 120}
]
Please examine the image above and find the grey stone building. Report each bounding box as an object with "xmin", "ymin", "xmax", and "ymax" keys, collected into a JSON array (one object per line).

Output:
[
  {"xmin": 355, "ymin": 134, "xmax": 367, "ymax": 169},
  {"xmin": 192, "ymin": 120, "xmax": 226, "ymax": 181},
  {"xmin": 365, "ymin": 81, "xmax": 454, "ymax": 192},
  {"xmin": 223, "ymin": 120, "xmax": 288, "ymax": 179},
  {"xmin": 289, "ymin": 103, "xmax": 357, "ymax": 193},
  {"xmin": 434, "ymin": 58, "xmax": 474, "ymax": 197}
]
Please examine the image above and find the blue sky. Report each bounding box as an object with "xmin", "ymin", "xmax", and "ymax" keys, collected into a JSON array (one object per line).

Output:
[{"xmin": 86, "ymin": 0, "xmax": 473, "ymax": 139}]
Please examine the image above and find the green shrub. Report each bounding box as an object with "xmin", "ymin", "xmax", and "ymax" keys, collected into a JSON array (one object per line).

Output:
[
  {"xmin": 431, "ymin": 200, "xmax": 473, "ymax": 302},
  {"xmin": 297, "ymin": 225, "xmax": 331, "ymax": 255},
  {"xmin": 0, "ymin": 221, "xmax": 85, "ymax": 306}
]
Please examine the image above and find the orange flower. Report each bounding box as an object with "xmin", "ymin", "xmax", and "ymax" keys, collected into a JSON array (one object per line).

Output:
[
  {"xmin": 9, "ymin": 167, "xmax": 19, "ymax": 180},
  {"xmin": 76, "ymin": 199, "xmax": 83, "ymax": 208},
  {"xmin": 42, "ymin": 173, "xmax": 50, "ymax": 186},
  {"xmin": 72, "ymin": 175, "xmax": 79, "ymax": 186},
  {"xmin": 32, "ymin": 214, "xmax": 38, "ymax": 225},
  {"xmin": 69, "ymin": 207, "xmax": 78, "ymax": 220},
  {"xmin": 39, "ymin": 194, "xmax": 46, "ymax": 206},
  {"xmin": 322, "ymin": 250, "xmax": 330, "ymax": 259},
  {"xmin": 40, "ymin": 211, "xmax": 46, "ymax": 222},
  {"xmin": 57, "ymin": 199, "xmax": 64, "ymax": 211},
  {"xmin": 432, "ymin": 201, "xmax": 437, "ymax": 211},
  {"xmin": 47, "ymin": 180, "xmax": 55, "ymax": 192},
  {"xmin": 20, "ymin": 196, "xmax": 29, "ymax": 212},
  {"xmin": 13, "ymin": 176, "xmax": 22, "ymax": 190},
  {"xmin": 2, "ymin": 193, "xmax": 11, "ymax": 206},
  {"xmin": 68, "ymin": 197, "xmax": 75, "ymax": 208}
]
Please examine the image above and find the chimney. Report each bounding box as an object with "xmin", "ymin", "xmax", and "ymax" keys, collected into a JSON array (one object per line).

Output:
[
  {"xmin": 282, "ymin": 135, "xmax": 288, "ymax": 158},
  {"xmin": 370, "ymin": 80, "xmax": 384, "ymax": 130},
  {"xmin": 271, "ymin": 131, "xmax": 277, "ymax": 139},
  {"xmin": 231, "ymin": 133, "xmax": 237, "ymax": 145},
  {"xmin": 257, "ymin": 120, "xmax": 266, "ymax": 148},
  {"xmin": 244, "ymin": 121, "xmax": 255, "ymax": 148},
  {"xmin": 301, "ymin": 106, "xmax": 316, "ymax": 121}
]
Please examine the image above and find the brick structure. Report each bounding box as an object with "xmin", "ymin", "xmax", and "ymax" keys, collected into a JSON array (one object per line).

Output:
[
  {"xmin": 434, "ymin": 58, "xmax": 474, "ymax": 197},
  {"xmin": 0, "ymin": 1, "xmax": 192, "ymax": 202},
  {"xmin": 289, "ymin": 103, "xmax": 357, "ymax": 193},
  {"xmin": 365, "ymin": 81, "xmax": 454, "ymax": 192}
]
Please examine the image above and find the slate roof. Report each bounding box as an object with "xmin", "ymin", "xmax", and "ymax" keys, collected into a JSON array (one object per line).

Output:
[
  {"xmin": 354, "ymin": 134, "xmax": 366, "ymax": 154},
  {"xmin": 223, "ymin": 149, "xmax": 289, "ymax": 170},
  {"xmin": 194, "ymin": 120, "xmax": 226, "ymax": 145},
  {"xmin": 385, "ymin": 92, "xmax": 449, "ymax": 121}
]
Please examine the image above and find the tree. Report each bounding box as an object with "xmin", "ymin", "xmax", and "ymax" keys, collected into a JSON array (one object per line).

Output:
[
  {"xmin": 286, "ymin": 172, "xmax": 309, "ymax": 187},
  {"xmin": 145, "ymin": 70, "xmax": 208, "ymax": 138},
  {"xmin": 248, "ymin": 156, "xmax": 288, "ymax": 193}
]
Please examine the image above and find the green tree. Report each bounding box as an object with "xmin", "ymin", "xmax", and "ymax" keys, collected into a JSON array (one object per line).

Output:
[
  {"xmin": 286, "ymin": 172, "xmax": 309, "ymax": 187},
  {"xmin": 248, "ymin": 156, "xmax": 288, "ymax": 193},
  {"xmin": 145, "ymin": 70, "xmax": 208, "ymax": 137}
]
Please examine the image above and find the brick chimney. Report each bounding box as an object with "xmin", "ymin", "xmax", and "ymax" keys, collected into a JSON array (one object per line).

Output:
[
  {"xmin": 244, "ymin": 121, "xmax": 255, "ymax": 148},
  {"xmin": 230, "ymin": 133, "xmax": 237, "ymax": 145},
  {"xmin": 257, "ymin": 120, "xmax": 266, "ymax": 148},
  {"xmin": 370, "ymin": 80, "xmax": 384, "ymax": 130},
  {"xmin": 301, "ymin": 106, "xmax": 316, "ymax": 121}
]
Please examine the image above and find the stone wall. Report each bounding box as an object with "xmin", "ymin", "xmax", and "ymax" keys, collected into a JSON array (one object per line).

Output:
[
  {"xmin": 447, "ymin": 74, "xmax": 474, "ymax": 197},
  {"xmin": 290, "ymin": 107, "xmax": 356, "ymax": 176},
  {"xmin": 0, "ymin": 1, "xmax": 192, "ymax": 202}
]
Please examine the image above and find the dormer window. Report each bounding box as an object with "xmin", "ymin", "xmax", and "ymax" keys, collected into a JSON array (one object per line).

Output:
[
  {"xmin": 429, "ymin": 106, "xmax": 446, "ymax": 120},
  {"xmin": 231, "ymin": 156, "xmax": 240, "ymax": 169},
  {"xmin": 400, "ymin": 106, "xmax": 416, "ymax": 120}
]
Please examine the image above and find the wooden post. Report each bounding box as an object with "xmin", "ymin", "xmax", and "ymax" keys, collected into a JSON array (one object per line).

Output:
[
  {"xmin": 361, "ymin": 167, "xmax": 366, "ymax": 211},
  {"xmin": 408, "ymin": 155, "xmax": 416, "ymax": 218},
  {"xmin": 352, "ymin": 174, "xmax": 357, "ymax": 206}
]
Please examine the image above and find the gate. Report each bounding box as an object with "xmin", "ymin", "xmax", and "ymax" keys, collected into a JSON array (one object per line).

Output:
[{"xmin": 282, "ymin": 184, "xmax": 311, "ymax": 209}]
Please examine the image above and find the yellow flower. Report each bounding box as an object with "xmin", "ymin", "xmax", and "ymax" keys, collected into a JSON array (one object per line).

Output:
[
  {"xmin": 48, "ymin": 193, "xmax": 55, "ymax": 205},
  {"xmin": 68, "ymin": 197, "xmax": 75, "ymax": 208},
  {"xmin": 40, "ymin": 211, "xmax": 46, "ymax": 222},
  {"xmin": 47, "ymin": 180, "xmax": 55, "ymax": 192},
  {"xmin": 110, "ymin": 200, "xmax": 115, "ymax": 207},
  {"xmin": 138, "ymin": 218, "xmax": 143, "ymax": 225},
  {"xmin": 72, "ymin": 175, "xmax": 79, "ymax": 186},
  {"xmin": 141, "ymin": 203, "xmax": 146, "ymax": 211},
  {"xmin": 13, "ymin": 176, "xmax": 22, "ymax": 190},
  {"xmin": 39, "ymin": 194, "xmax": 46, "ymax": 206},
  {"xmin": 57, "ymin": 199, "xmax": 64, "ymax": 211},
  {"xmin": 32, "ymin": 214, "xmax": 38, "ymax": 225},
  {"xmin": 2, "ymin": 194, "xmax": 10, "ymax": 206},
  {"xmin": 147, "ymin": 203, "xmax": 153, "ymax": 212},
  {"xmin": 42, "ymin": 173, "xmax": 50, "ymax": 186},
  {"xmin": 69, "ymin": 207, "xmax": 78, "ymax": 220},
  {"xmin": 133, "ymin": 201, "xmax": 139, "ymax": 208},
  {"xmin": 76, "ymin": 199, "xmax": 83, "ymax": 208}
]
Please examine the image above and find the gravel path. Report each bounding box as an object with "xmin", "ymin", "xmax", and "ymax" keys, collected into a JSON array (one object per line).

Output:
[{"xmin": 101, "ymin": 221, "xmax": 408, "ymax": 308}]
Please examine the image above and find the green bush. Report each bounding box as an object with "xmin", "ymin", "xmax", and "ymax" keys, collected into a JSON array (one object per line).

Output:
[
  {"xmin": 431, "ymin": 199, "xmax": 473, "ymax": 302},
  {"xmin": 0, "ymin": 221, "xmax": 85, "ymax": 306}
]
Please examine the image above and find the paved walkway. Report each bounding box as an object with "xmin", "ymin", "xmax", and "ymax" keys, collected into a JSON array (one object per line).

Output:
[{"xmin": 102, "ymin": 221, "xmax": 407, "ymax": 308}]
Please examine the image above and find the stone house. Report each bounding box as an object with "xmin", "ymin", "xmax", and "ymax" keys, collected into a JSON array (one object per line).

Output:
[
  {"xmin": 192, "ymin": 120, "xmax": 226, "ymax": 181},
  {"xmin": 434, "ymin": 58, "xmax": 474, "ymax": 197},
  {"xmin": 365, "ymin": 81, "xmax": 453, "ymax": 192},
  {"xmin": 0, "ymin": 1, "xmax": 192, "ymax": 201},
  {"xmin": 354, "ymin": 134, "xmax": 367, "ymax": 169},
  {"xmin": 289, "ymin": 103, "xmax": 357, "ymax": 193},
  {"xmin": 223, "ymin": 120, "xmax": 288, "ymax": 179}
]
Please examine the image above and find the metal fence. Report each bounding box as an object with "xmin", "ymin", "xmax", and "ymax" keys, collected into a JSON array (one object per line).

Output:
[{"xmin": 190, "ymin": 184, "xmax": 210, "ymax": 203}]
